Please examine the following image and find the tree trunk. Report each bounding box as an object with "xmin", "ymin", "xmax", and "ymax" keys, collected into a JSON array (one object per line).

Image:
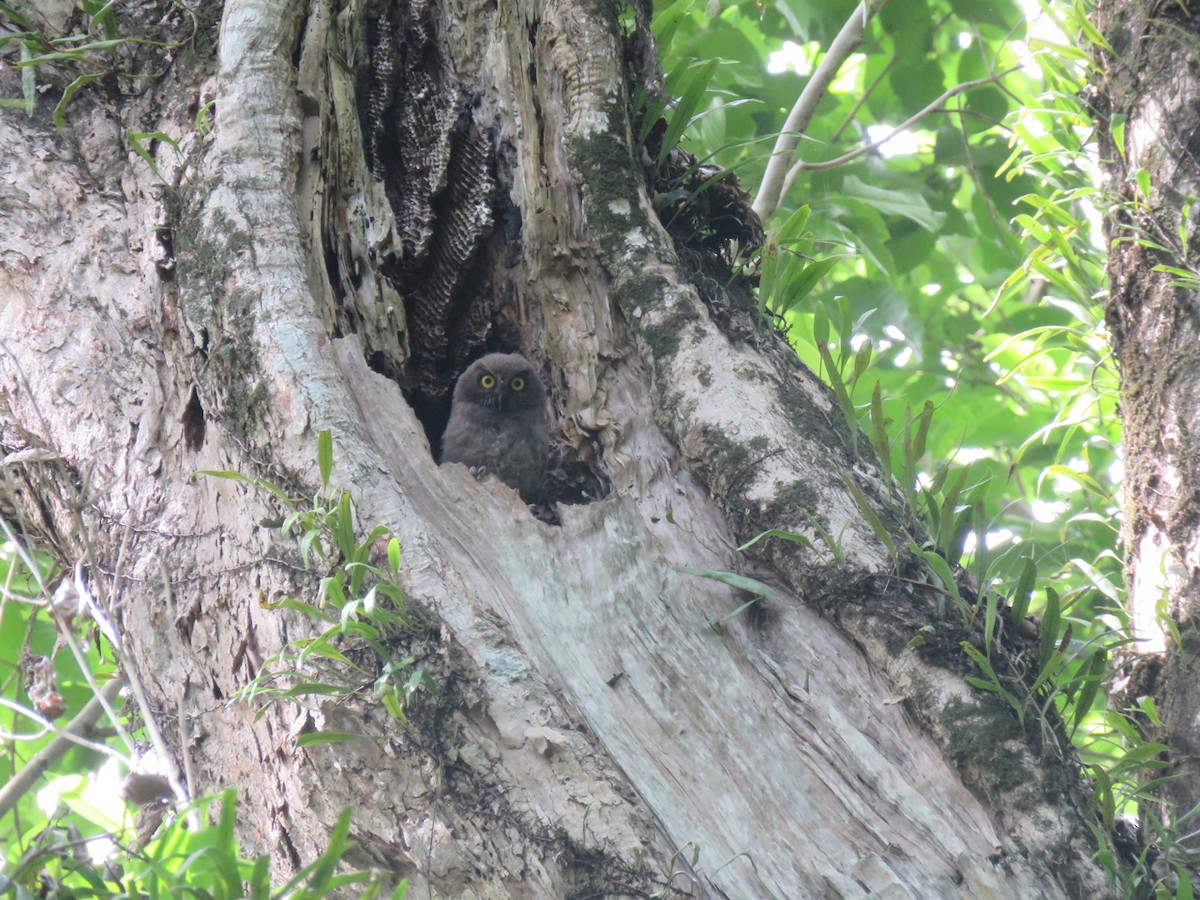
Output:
[
  {"xmin": 1, "ymin": 0, "xmax": 1109, "ymax": 896},
  {"xmin": 1094, "ymin": 0, "xmax": 1200, "ymax": 861}
]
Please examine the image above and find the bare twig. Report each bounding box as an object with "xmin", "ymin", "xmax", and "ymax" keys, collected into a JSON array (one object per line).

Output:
[
  {"xmin": 831, "ymin": 56, "xmax": 895, "ymax": 143},
  {"xmin": 163, "ymin": 557, "xmax": 197, "ymax": 803},
  {"xmin": 779, "ymin": 66, "xmax": 1023, "ymax": 200},
  {"xmin": 0, "ymin": 340, "xmax": 56, "ymax": 450}
]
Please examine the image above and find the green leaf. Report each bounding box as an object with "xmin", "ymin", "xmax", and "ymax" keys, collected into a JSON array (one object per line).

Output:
[
  {"xmin": 261, "ymin": 596, "xmax": 338, "ymax": 623},
  {"xmin": 1070, "ymin": 647, "xmax": 1108, "ymax": 738},
  {"xmin": 0, "ymin": 2, "xmax": 35, "ymax": 29},
  {"xmin": 249, "ymin": 856, "xmax": 270, "ymax": 900},
  {"xmin": 651, "ymin": 0, "xmax": 692, "ymax": 59},
  {"xmin": 1091, "ymin": 763, "xmax": 1115, "ymax": 831},
  {"xmin": 910, "ymin": 543, "xmax": 967, "ymax": 620},
  {"xmin": 296, "ymin": 731, "xmax": 375, "ymax": 747},
  {"xmin": 281, "ymin": 509, "xmax": 306, "ymax": 538},
  {"xmin": 1174, "ymin": 867, "xmax": 1194, "ymax": 900},
  {"xmin": 735, "ymin": 528, "xmax": 814, "ymax": 553},
  {"xmin": 676, "ymin": 566, "xmax": 780, "ymax": 598},
  {"xmin": 844, "ymin": 476, "xmax": 897, "ymax": 566},
  {"xmin": 297, "ymin": 629, "xmax": 355, "ymax": 667},
  {"xmin": 818, "ymin": 339, "xmax": 858, "ymax": 454},
  {"xmin": 333, "ymin": 491, "xmax": 356, "ymax": 558},
  {"xmin": 379, "ymin": 688, "xmax": 405, "ymax": 720},
  {"xmin": 277, "ymin": 808, "xmax": 353, "ymax": 897},
  {"xmin": 52, "ymin": 72, "xmax": 102, "ymax": 128},
  {"xmin": 1008, "ymin": 555, "xmax": 1036, "ymax": 626},
  {"xmin": 339, "ymin": 595, "xmax": 360, "ymax": 629},
  {"xmin": 868, "ymin": 381, "xmax": 892, "ymax": 479},
  {"xmin": 375, "ymin": 583, "xmax": 409, "ymax": 608},
  {"xmin": 318, "ymin": 429, "xmax": 334, "ymax": 487},
  {"xmin": 321, "ymin": 574, "xmax": 347, "ymax": 607},
  {"xmin": 1039, "ymin": 463, "xmax": 1109, "ymax": 499},
  {"xmin": 191, "ymin": 468, "xmax": 254, "ymax": 485},
  {"xmin": 1039, "ymin": 587, "xmax": 1062, "ymax": 671},
  {"xmin": 275, "ymin": 682, "xmax": 353, "ymax": 700},
  {"xmin": 404, "ymin": 667, "xmax": 434, "ymax": 699},
  {"xmin": 840, "ymin": 176, "xmax": 947, "ymax": 232},
  {"xmin": 255, "ymin": 478, "xmax": 295, "ymax": 504},
  {"xmin": 213, "ymin": 791, "xmax": 241, "ymax": 897},
  {"xmin": 18, "ymin": 41, "xmax": 35, "ymax": 116},
  {"xmin": 657, "ymin": 58, "xmax": 720, "ymax": 168},
  {"xmin": 812, "ymin": 300, "xmax": 830, "ymax": 349},
  {"xmin": 776, "ymin": 256, "xmax": 839, "ymax": 314},
  {"xmin": 125, "ymin": 130, "xmax": 182, "ymax": 185}
]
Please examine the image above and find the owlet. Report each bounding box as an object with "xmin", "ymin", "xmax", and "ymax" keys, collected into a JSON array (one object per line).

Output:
[{"xmin": 441, "ymin": 353, "xmax": 550, "ymax": 503}]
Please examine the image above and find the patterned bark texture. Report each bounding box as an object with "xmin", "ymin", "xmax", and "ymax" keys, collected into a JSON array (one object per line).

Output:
[{"xmin": 358, "ymin": 0, "xmax": 498, "ymax": 401}]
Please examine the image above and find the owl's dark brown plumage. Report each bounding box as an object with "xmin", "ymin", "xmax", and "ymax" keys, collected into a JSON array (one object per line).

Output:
[{"xmin": 440, "ymin": 353, "xmax": 550, "ymax": 503}]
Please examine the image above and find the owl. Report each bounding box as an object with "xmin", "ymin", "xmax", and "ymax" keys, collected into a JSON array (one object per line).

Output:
[{"xmin": 440, "ymin": 353, "xmax": 550, "ymax": 503}]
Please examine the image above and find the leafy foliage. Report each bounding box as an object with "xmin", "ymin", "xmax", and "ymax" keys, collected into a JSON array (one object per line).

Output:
[
  {"xmin": 0, "ymin": 430, "xmax": 423, "ymax": 896},
  {"xmin": 3, "ymin": 788, "xmax": 406, "ymax": 900},
  {"xmin": 194, "ymin": 431, "xmax": 435, "ymax": 727},
  {"xmin": 0, "ymin": 1, "xmax": 126, "ymax": 126},
  {"xmin": 0, "ymin": 2, "xmax": 200, "ymax": 129},
  {"xmin": 0, "ymin": 537, "xmax": 127, "ymax": 873}
]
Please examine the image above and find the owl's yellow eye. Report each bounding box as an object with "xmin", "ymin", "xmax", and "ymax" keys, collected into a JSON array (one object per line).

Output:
[
  {"xmin": 480, "ymin": 374, "xmax": 496, "ymax": 389},
  {"xmin": 510, "ymin": 377, "xmax": 526, "ymax": 391}
]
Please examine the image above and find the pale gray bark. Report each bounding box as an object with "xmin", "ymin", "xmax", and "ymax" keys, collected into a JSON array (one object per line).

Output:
[{"xmin": 0, "ymin": 0, "xmax": 1109, "ymax": 896}]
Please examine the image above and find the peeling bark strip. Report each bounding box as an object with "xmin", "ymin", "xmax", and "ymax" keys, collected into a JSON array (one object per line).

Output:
[
  {"xmin": 1094, "ymin": 0, "xmax": 1200, "ymax": 849},
  {"xmin": 0, "ymin": 0, "xmax": 1109, "ymax": 896}
]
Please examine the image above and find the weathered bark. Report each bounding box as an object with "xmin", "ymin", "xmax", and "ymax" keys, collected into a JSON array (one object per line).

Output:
[
  {"xmin": 1, "ymin": 0, "xmax": 1109, "ymax": 896},
  {"xmin": 1093, "ymin": 0, "xmax": 1200, "ymax": 860}
]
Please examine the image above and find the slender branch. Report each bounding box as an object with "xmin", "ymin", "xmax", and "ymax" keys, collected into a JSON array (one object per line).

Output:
[
  {"xmin": 779, "ymin": 67, "xmax": 1023, "ymax": 200},
  {"xmin": 0, "ymin": 682, "xmax": 130, "ymax": 816},
  {"xmin": 955, "ymin": 95, "xmax": 1023, "ymax": 269},
  {"xmin": 752, "ymin": 0, "xmax": 890, "ymax": 222},
  {"xmin": 0, "ymin": 589, "xmax": 42, "ymax": 604},
  {"xmin": 0, "ymin": 686, "xmax": 132, "ymax": 772},
  {"xmin": 163, "ymin": 557, "xmax": 198, "ymax": 806},
  {"xmin": 831, "ymin": 56, "xmax": 895, "ymax": 143},
  {"xmin": 0, "ymin": 341, "xmax": 57, "ymax": 452},
  {"xmin": 828, "ymin": 11, "xmax": 950, "ymax": 144},
  {"xmin": 78, "ymin": 567, "xmax": 193, "ymax": 812},
  {"xmin": 56, "ymin": 564, "xmax": 136, "ymax": 755},
  {"xmin": 2, "ymin": 525, "xmax": 194, "ymax": 818}
]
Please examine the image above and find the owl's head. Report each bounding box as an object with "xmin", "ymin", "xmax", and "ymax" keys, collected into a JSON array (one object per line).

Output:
[{"xmin": 453, "ymin": 353, "xmax": 546, "ymax": 413}]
